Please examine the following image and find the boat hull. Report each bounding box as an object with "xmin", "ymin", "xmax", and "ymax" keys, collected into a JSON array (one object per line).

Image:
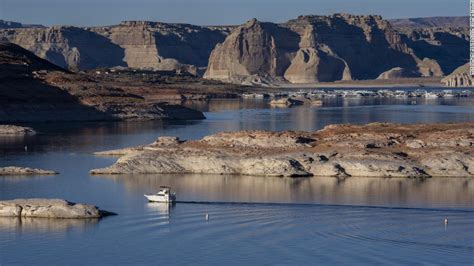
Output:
[{"xmin": 144, "ymin": 194, "xmax": 176, "ymax": 203}]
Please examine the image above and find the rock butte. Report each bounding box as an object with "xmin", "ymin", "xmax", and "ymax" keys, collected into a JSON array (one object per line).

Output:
[
  {"xmin": 0, "ymin": 167, "xmax": 58, "ymax": 176},
  {"xmin": 91, "ymin": 123, "xmax": 474, "ymax": 178},
  {"xmin": 204, "ymin": 14, "xmax": 468, "ymax": 84},
  {"xmin": 0, "ymin": 15, "xmax": 468, "ymax": 84},
  {"xmin": 0, "ymin": 125, "xmax": 36, "ymax": 135},
  {"xmin": 0, "ymin": 199, "xmax": 114, "ymax": 218}
]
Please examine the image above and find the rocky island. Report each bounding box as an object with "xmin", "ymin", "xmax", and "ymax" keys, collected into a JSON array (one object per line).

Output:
[
  {"xmin": 91, "ymin": 122, "xmax": 474, "ymax": 178},
  {"xmin": 0, "ymin": 167, "xmax": 58, "ymax": 176},
  {"xmin": 0, "ymin": 199, "xmax": 114, "ymax": 218},
  {"xmin": 0, "ymin": 125, "xmax": 36, "ymax": 135}
]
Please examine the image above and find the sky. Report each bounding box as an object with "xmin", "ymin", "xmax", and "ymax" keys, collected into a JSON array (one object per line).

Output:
[{"xmin": 0, "ymin": 0, "xmax": 470, "ymax": 26}]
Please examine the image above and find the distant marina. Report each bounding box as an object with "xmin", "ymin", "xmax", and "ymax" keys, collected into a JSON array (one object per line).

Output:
[{"xmin": 242, "ymin": 88, "xmax": 474, "ymax": 100}]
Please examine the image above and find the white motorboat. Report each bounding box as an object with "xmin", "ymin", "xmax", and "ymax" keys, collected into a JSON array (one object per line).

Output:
[{"xmin": 144, "ymin": 186, "xmax": 176, "ymax": 203}]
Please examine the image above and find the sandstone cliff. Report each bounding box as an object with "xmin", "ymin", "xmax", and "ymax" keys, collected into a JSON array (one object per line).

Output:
[
  {"xmin": 0, "ymin": 21, "xmax": 228, "ymax": 72},
  {"xmin": 442, "ymin": 63, "xmax": 474, "ymax": 87},
  {"xmin": 398, "ymin": 27, "xmax": 469, "ymax": 76},
  {"xmin": 1, "ymin": 15, "xmax": 469, "ymax": 84},
  {"xmin": 204, "ymin": 14, "xmax": 469, "ymax": 84}
]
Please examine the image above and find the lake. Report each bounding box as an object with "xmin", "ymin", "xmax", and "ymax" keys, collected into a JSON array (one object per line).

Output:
[{"xmin": 1, "ymin": 97, "xmax": 473, "ymax": 265}]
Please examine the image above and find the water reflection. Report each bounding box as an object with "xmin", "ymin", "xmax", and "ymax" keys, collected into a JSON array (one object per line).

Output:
[
  {"xmin": 97, "ymin": 174, "xmax": 474, "ymax": 208},
  {"xmin": 0, "ymin": 217, "xmax": 99, "ymax": 233}
]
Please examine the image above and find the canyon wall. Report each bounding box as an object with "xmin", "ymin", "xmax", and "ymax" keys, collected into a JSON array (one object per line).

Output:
[
  {"xmin": 0, "ymin": 15, "xmax": 469, "ymax": 83},
  {"xmin": 0, "ymin": 21, "xmax": 228, "ymax": 72},
  {"xmin": 205, "ymin": 14, "xmax": 469, "ymax": 84}
]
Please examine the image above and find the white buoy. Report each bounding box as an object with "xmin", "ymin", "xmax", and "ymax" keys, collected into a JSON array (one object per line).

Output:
[
  {"xmin": 205, "ymin": 213, "xmax": 209, "ymax": 221},
  {"xmin": 444, "ymin": 218, "xmax": 448, "ymax": 225},
  {"xmin": 24, "ymin": 146, "xmax": 28, "ymax": 152}
]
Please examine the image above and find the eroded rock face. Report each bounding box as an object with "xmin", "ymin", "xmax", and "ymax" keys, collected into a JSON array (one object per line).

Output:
[
  {"xmin": 0, "ymin": 125, "xmax": 36, "ymax": 135},
  {"xmin": 399, "ymin": 27, "xmax": 469, "ymax": 76},
  {"xmin": 0, "ymin": 167, "xmax": 58, "ymax": 176},
  {"xmin": 204, "ymin": 18, "xmax": 299, "ymax": 83},
  {"xmin": 442, "ymin": 63, "xmax": 474, "ymax": 87},
  {"xmin": 205, "ymin": 14, "xmax": 468, "ymax": 84},
  {"xmin": 91, "ymin": 123, "xmax": 474, "ymax": 178},
  {"xmin": 0, "ymin": 21, "xmax": 228, "ymax": 71},
  {"xmin": 0, "ymin": 26, "xmax": 126, "ymax": 70},
  {"xmin": 0, "ymin": 199, "xmax": 112, "ymax": 218}
]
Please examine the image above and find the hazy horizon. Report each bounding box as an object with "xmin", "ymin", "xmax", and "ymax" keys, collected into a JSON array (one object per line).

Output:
[{"xmin": 0, "ymin": 0, "xmax": 469, "ymax": 27}]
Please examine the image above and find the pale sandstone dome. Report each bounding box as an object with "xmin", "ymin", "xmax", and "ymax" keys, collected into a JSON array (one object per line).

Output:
[
  {"xmin": 0, "ymin": 167, "xmax": 58, "ymax": 176},
  {"xmin": 204, "ymin": 14, "xmax": 467, "ymax": 84},
  {"xmin": 91, "ymin": 122, "xmax": 474, "ymax": 178},
  {"xmin": 442, "ymin": 63, "xmax": 474, "ymax": 87},
  {"xmin": 0, "ymin": 199, "xmax": 112, "ymax": 218},
  {"xmin": 0, "ymin": 125, "xmax": 36, "ymax": 135},
  {"xmin": 376, "ymin": 67, "xmax": 417, "ymax": 79}
]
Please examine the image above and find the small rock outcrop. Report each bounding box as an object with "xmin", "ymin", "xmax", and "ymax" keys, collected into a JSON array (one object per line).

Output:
[
  {"xmin": 91, "ymin": 122, "xmax": 474, "ymax": 178},
  {"xmin": 269, "ymin": 97, "xmax": 304, "ymax": 107},
  {"xmin": 0, "ymin": 199, "xmax": 113, "ymax": 218},
  {"xmin": 0, "ymin": 125, "xmax": 36, "ymax": 135},
  {"xmin": 0, "ymin": 167, "xmax": 58, "ymax": 176},
  {"xmin": 442, "ymin": 63, "xmax": 474, "ymax": 87}
]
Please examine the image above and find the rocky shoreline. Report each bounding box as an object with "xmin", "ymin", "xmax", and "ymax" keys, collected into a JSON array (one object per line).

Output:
[
  {"xmin": 90, "ymin": 122, "xmax": 474, "ymax": 178},
  {"xmin": 0, "ymin": 199, "xmax": 114, "ymax": 218},
  {"xmin": 0, "ymin": 167, "xmax": 58, "ymax": 176}
]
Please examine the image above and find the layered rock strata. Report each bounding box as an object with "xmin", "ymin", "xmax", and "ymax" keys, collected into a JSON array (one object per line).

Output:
[
  {"xmin": 91, "ymin": 123, "xmax": 474, "ymax": 178},
  {"xmin": 0, "ymin": 21, "xmax": 228, "ymax": 72},
  {"xmin": 204, "ymin": 14, "xmax": 469, "ymax": 84}
]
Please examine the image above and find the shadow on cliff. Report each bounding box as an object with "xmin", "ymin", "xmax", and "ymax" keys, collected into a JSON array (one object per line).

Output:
[
  {"xmin": 154, "ymin": 25, "xmax": 227, "ymax": 67},
  {"xmin": 0, "ymin": 78, "xmax": 117, "ymax": 122},
  {"xmin": 311, "ymin": 17, "xmax": 419, "ymax": 80},
  {"xmin": 402, "ymin": 32, "xmax": 469, "ymax": 75},
  {"xmin": 233, "ymin": 20, "xmax": 300, "ymax": 77},
  {"xmin": 261, "ymin": 22, "xmax": 301, "ymax": 76},
  {"xmin": 47, "ymin": 27, "xmax": 127, "ymax": 70}
]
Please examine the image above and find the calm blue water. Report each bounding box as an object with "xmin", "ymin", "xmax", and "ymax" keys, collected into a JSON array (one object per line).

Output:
[{"xmin": 1, "ymin": 97, "xmax": 473, "ymax": 265}]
